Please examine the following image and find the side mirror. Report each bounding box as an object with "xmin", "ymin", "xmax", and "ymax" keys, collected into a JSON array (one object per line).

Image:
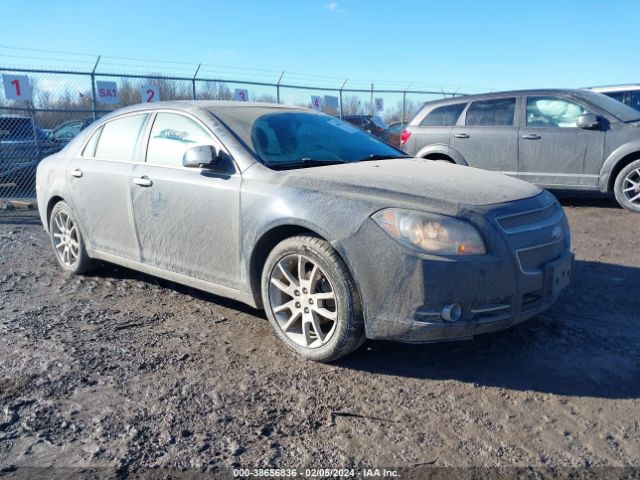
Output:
[
  {"xmin": 182, "ymin": 145, "xmax": 219, "ymax": 168},
  {"xmin": 577, "ymin": 113, "xmax": 600, "ymax": 130}
]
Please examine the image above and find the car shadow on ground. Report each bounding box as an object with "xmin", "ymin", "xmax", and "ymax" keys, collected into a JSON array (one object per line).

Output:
[{"xmin": 338, "ymin": 260, "xmax": 640, "ymax": 399}]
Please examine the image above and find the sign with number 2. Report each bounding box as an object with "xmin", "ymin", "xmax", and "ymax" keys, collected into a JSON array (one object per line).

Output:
[
  {"xmin": 140, "ymin": 85, "xmax": 160, "ymax": 103},
  {"xmin": 2, "ymin": 74, "xmax": 32, "ymax": 101}
]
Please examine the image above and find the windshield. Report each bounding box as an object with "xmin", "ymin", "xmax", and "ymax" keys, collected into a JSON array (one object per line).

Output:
[
  {"xmin": 211, "ymin": 107, "xmax": 406, "ymax": 168},
  {"xmin": 578, "ymin": 90, "xmax": 640, "ymax": 122}
]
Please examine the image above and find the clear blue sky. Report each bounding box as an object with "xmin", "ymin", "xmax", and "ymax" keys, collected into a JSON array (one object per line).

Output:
[{"xmin": 1, "ymin": 0, "xmax": 639, "ymax": 92}]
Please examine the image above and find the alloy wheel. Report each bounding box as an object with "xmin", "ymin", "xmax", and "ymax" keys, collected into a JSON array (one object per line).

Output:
[
  {"xmin": 622, "ymin": 168, "xmax": 640, "ymax": 205},
  {"xmin": 52, "ymin": 210, "xmax": 80, "ymax": 267},
  {"xmin": 268, "ymin": 254, "xmax": 338, "ymax": 349}
]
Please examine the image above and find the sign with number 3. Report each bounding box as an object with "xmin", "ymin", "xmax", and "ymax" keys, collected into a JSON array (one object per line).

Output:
[
  {"xmin": 2, "ymin": 74, "xmax": 33, "ymax": 101},
  {"xmin": 140, "ymin": 85, "xmax": 160, "ymax": 103}
]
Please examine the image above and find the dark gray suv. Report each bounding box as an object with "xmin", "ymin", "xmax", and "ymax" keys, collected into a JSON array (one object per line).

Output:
[{"xmin": 401, "ymin": 89, "xmax": 640, "ymax": 212}]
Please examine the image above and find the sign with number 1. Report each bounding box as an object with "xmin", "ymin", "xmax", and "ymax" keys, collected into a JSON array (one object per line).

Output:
[
  {"xmin": 140, "ymin": 85, "xmax": 160, "ymax": 103},
  {"xmin": 2, "ymin": 74, "xmax": 32, "ymax": 101}
]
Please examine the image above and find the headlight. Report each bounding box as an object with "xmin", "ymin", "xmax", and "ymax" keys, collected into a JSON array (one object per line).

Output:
[{"xmin": 372, "ymin": 208, "xmax": 486, "ymax": 255}]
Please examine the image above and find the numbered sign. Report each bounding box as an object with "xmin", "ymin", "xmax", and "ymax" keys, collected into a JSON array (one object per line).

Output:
[
  {"xmin": 140, "ymin": 85, "xmax": 160, "ymax": 103},
  {"xmin": 234, "ymin": 89, "xmax": 249, "ymax": 101},
  {"xmin": 375, "ymin": 97, "xmax": 384, "ymax": 112},
  {"xmin": 2, "ymin": 74, "xmax": 32, "ymax": 101},
  {"xmin": 96, "ymin": 81, "xmax": 118, "ymax": 104},
  {"xmin": 311, "ymin": 95, "xmax": 324, "ymax": 111}
]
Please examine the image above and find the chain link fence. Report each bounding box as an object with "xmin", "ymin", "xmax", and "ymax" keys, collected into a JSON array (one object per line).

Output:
[{"xmin": 0, "ymin": 65, "xmax": 464, "ymax": 200}]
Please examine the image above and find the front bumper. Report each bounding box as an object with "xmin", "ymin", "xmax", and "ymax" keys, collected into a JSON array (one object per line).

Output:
[{"xmin": 341, "ymin": 191, "xmax": 572, "ymax": 343}]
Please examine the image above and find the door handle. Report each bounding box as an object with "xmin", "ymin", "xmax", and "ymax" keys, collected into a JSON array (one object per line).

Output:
[
  {"xmin": 522, "ymin": 134, "xmax": 541, "ymax": 140},
  {"xmin": 454, "ymin": 133, "xmax": 469, "ymax": 139},
  {"xmin": 133, "ymin": 176, "xmax": 153, "ymax": 187},
  {"xmin": 70, "ymin": 169, "xmax": 83, "ymax": 178}
]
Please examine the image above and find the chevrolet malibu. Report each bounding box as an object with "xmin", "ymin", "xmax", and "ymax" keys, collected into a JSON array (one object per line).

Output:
[{"xmin": 36, "ymin": 101, "xmax": 573, "ymax": 362}]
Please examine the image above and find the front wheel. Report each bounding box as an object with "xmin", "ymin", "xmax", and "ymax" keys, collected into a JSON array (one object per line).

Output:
[
  {"xmin": 261, "ymin": 235, "xmax": 365, "ymax": 362},
  {"xmin": 614, "ymin": 159, "xmax": 640, "ymax": 213},
  {"xmin": 49, "ymin": 201, "xmax": 96, "ymax": 274}
]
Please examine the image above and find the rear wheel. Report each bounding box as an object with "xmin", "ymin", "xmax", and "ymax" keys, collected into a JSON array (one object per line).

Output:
[
  {"xmin": 261, "ymin": 235, "xmax": 365, "ymax": 362},
  {"xmin": 49, "ymin": 201, "xmax": 96, "ymax": 274},
  {"xmin": 614, "ymin": 159, "xmax": 640, "ymax": 213}
]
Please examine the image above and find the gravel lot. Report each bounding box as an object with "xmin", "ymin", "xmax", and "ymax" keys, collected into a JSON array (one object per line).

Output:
[{"xmin": 0, "ymin": 194, "xmax": 639, "ymax": 478}]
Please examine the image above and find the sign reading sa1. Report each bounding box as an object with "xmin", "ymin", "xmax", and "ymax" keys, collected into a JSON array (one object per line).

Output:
[
  {"xmin": 234, "ymin": 89, "xmax": 249, "ymax": 101},
  {"xmin": 96, "ymin": 81, "xmax": 118, "ymax": 104},
  {"xmin": 140, "ymin": 85, "xmax": 160, "ymax": 103},
  {"xmin": 2, "ymin": 74, "xmax": 33, "ymax": 101},
  {"xmin": 374, "ymin": 97, "xmax": 384, "ymax": 112},
  {"xmin": 310, "ymin": 95, "xmax": 324, "ymax": 111}
]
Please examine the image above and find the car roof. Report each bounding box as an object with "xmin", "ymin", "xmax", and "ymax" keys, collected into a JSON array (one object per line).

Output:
[
  {"xmin": 0, "ymin": 114, "xmax": 32, "ymax": 119},
  {"xmin": 107, "ymin": 100, "xmax": 307, "ymax": 115}
]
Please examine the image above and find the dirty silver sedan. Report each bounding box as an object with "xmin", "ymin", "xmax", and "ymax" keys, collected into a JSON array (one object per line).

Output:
[{"xmin": 36, "ymin": 101, "xmax": 573, "ymax": 362}]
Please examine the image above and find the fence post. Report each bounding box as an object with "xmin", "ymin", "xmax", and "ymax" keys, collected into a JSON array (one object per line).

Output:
[
  {"xmin": 90, "ymin": 55, "xmax": 101, "ymax": 121},
  {"xmin": 192, "ymin": 64, "xmax": 201, "ymax": 100},
  {"xmin": 276, "ymin": 71, "xmax": 285, "ymax": 104},
  {"xmin": 401, "ymin": 83, "xmax": 410, "ymax": 128},
  {"xmin": 339, "ymin": 79, "xmax": 347, "ymax": 119},
  {"xmin": 370, "ymin": 83, "xmax": 374, "ymax": 115}
]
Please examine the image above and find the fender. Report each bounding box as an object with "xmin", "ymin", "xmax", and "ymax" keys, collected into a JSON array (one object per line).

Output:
[
  {"xmin": 598, "ymin": 139, "xmax": 640, "ymax": 192},
  {"xmin": 414, "ymin": 143, "xmax": 468, "ymax": 166}
]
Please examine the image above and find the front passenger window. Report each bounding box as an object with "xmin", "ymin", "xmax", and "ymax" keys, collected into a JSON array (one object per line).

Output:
[
  {"xmin": 526, "ymin": 96, "xmax": 588, "ymax": 128},
  {"xmin": 146, "ymin": 113, "xmax": 214, "ymax": 167}
]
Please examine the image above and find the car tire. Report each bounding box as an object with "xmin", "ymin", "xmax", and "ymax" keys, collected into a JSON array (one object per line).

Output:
[
  {"xmin": 49, "ymin": 201, "xmax": 96, "ymax": 274},
  {"xmin": 261, "ymin": 235, "xmax": 365, "ymax": 362},
  {"xmin": 614, "ymin": 159, "xmax": 640, "ymax": 213}
]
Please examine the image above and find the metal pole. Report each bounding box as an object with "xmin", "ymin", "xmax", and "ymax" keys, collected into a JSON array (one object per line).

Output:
[
  {"xmin": 370, "ymin": 83, "xmax": 374, "ymax": 115},
  {"xmin": 192, "ymin": 64, "xmax": 201, "ymax": 100},
  {"xmin": 276, "ymin": 71, "xmax": 285, "ymax": 104},
  {"xmin": 90, "ymin": 55, "xmax": 101, "ymax": 121},
  {"xmin": 339, "ymin": 79, "xmax": 347, "ymax": 119},
  {"xmin": 402, "ymin": 83, "xmax": 410, "ymax": 128}
]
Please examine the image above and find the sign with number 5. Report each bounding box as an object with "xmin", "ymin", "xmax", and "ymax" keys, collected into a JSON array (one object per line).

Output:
[
  {"xmin": 375, "ymin": 97, "xmax": 384, "ymax": 112},
  {"xmin": 2, "ymin": 74, "xmax": 32, "ymax": 101},
  {"xmin": 140, "ymin": 85, "xmax": 160, "ymax": 103},
  {"xmin": 233, "ymin": 89, "xmax": 249, "ymax": 101}
]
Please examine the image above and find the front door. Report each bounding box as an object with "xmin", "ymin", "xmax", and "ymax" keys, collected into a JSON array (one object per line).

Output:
[
  {"xmin": 130, "ymin": 112, "xmax": 241, "ymax": 289},
  {"xmin": 66, "ymin": 113, "xmax": 149, "ymax": 260},
  {"xmin": 450, "ymin": 97, "xmax": 519, "ymax": 175},
  {"xmin": 518, "ymin": 95, "xmax": 605, "ymax": 188}
]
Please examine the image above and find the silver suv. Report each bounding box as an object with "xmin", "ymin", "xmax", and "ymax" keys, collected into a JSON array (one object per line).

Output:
[{"xmin": 401, "ymin": 89, "xmax": 640, "ymax": 212}]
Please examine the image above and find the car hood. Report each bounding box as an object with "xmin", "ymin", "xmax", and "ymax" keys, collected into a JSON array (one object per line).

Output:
[{"xmin": 284, "ymin": 158, "xmax": 542, "ymax": 214}]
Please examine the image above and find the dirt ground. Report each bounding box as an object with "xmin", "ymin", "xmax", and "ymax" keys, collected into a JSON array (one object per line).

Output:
[{"xmin": 0, "ymin": 193, "xmax": 639, "ymax": 478}]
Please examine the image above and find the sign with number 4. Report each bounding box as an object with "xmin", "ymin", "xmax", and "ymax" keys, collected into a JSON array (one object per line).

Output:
[
  {"xmin": 2, "ymin": 74, "xmax": 32, "ymax": 101},
  {"xmin": 234, "ymin": 89, "xmax": 248, "ymax": 101},
  {"xmin": 311, "ymin": 95, "xmax": 324, "ymax": 111},
  {"xmin": 141, "ymin": 85, "xmax": 160, "ymax": 103}
]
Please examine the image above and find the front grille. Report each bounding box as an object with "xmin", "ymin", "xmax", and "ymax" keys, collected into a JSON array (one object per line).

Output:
[
  {"xmin": 497, "ymin": 203, "xmax": 558, "ymax": 230},
  {"xmin": 517, "ymin": 239, "xmax": 565, "ymax": 272}
]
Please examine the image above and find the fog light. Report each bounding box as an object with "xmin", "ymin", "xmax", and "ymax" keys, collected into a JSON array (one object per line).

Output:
[{"xmin": 441, "ymin": 304, "xmax": 462, "ymax": 322}]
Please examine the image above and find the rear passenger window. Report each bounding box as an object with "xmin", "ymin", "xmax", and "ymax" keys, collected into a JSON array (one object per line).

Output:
[
  {"xmin": 94, "ymin": 114, "xmax": 147, "ymax": 161},
  {"xmin": 420, "ymin": 104, "xmax": 466, "ymax": 126},
  {"xmin": 465, "ymin": 98, "xmax": 516, "ymax": 126},
  {"xmin": 146, "ymin": 113, "xmax": 214, "ymax": 167}
]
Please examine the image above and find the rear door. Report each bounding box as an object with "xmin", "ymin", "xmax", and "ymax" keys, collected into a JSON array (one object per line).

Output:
[
  {"xmin": 518, "ymin": 95, "xmax": 604, "ymax": 188},
  {"xmin": 450, "ymin": 97, "xmax": 519, "ymax": 175},
  {"xmin": 66, "ymin": 113, "xmax": 148, "ymax": 260},
  {"xmin": 406, "ymin": 102, "xmax": 466, "ymax": 155}
]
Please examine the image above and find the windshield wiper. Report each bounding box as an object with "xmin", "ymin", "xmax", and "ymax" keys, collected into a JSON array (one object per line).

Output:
[
  {"xmin": 269, "ymin": 158, "xmax": 347, "ymax": 170},
  {"xmin": 352, "ymin": 154, "xmax": 411, "ymax": 162}
]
